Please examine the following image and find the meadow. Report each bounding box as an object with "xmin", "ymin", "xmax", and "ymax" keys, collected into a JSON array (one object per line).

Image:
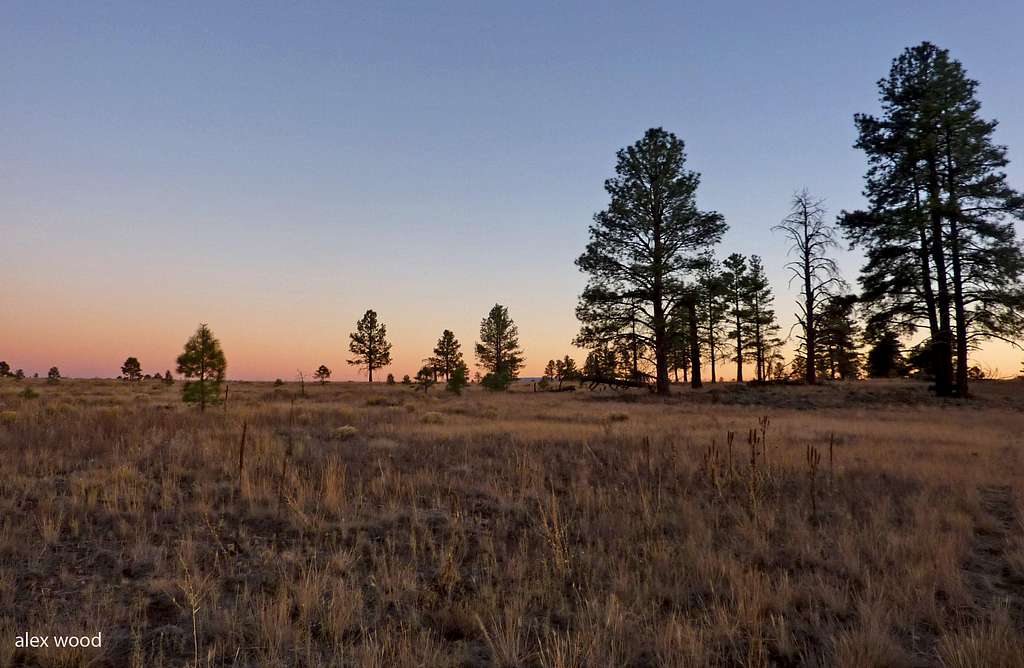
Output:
[{"xmin": 0, "ymin": 378, "xmax": 1022, "ymax": 667}]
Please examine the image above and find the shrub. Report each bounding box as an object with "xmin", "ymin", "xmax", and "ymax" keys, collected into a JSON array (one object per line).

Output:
[{"xmin": 386, "ymin": 373, "xmax": 396, "ymax": 385}]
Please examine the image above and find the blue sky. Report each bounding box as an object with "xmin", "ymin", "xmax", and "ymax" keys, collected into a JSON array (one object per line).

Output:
[{"xmin": 3, "ymin": 1, "xmax": 1023, "ymax": 378}]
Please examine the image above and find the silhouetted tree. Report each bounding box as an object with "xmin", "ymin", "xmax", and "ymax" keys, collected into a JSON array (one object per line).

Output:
[
  {"xmin": 867, "ymin": 331, "xmax": 907, "ymax": 378},
  {"xmin": 13, "ymin": 369, "xmax": 25, "ymax": 381},
  {"xmin": 667, "ymin": 308, "xmax": 691, "ymax": 383},
  {"xmin": 816, "ymin": 294, "xmax": 862, "ymax": 380},
  {"xmin": 176, "ymin": 323, "xmax": 226, "ymax": 411},
  {"xmin": 401, "ymin": 374, "xmax": 411, "ymax": 385},
  {"xmin": 447, "ymin": 361, "xmax": 469, "ymax": 395},
  {"xmin": 583, "ymin": 346, "xmax": 618, "ymax": 381},
  {"xmin": 47, "ymin": 367, "xmax": 61, "ymax": 383},
  {"xmin": 554, "ymin": 355, "xmax": 578, "ymax": 389},
  {"xmin": 0, "ymin": 362, "xmax": 10, "ymax": 377},
  {"xmin": 348, "ymin": 309, "xmax": 392, "ymax": 382},
  {"xmin": 428, "ymin": 330, "xmax": 463, "ymax": 381},
  {"xmin": 696, "ymin": 255, "xmax": 729, "ymax": 383},
  {"xmin": 576, "ymin": 128, "xmax": 727, "ymax": 395},
  {"xmin": 475, "ymin": 304, "xmax": 524, "ymax": 389},
  {"xmin": 774, "ymin": 190, "xmax": 844, "ymax": 384},
  {"xmin": 314, "ymin": 365, "xmax": 331, "ymax": 385},
  {"xmin": 386, "ymin": 373, "xmax": 396, "ymax": 385},
  {"xmin": 414, "ymin": 364, "xmax": 436, "ymax": 393},
  {"xmin": 543, "ymin": 359, "xmax": 557, "ymax": 382},
  {"xmin": 163, "ymin": 370, "xmax": 174, "ymax": 385},
  {"xmin": 745, "ymin": 256, "xmax": 782, "ymax": 381},
  {"xmin": 721, "ymin": 253, "xmax": 751, "ymax": 382},
  {"xmin": 121, "ymin": 357, "xmax": 143, "ymax": 382},
  {"xmin": 842, "ymin": 42, "xmax": 1024, "ymax": 397}
]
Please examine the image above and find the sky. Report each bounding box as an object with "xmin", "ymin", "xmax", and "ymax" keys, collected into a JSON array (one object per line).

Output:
[{"xmin": 3, "ymin": 1, "xmax": 1023, "ymax": 380}]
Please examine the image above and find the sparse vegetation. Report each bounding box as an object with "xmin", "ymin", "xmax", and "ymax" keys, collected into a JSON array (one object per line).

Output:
[{"xmin": 1, "ymin": 378, "xmax": 1022, "ymax": 666}]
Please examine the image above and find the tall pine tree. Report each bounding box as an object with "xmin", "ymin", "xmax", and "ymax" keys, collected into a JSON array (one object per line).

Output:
[
  {"xmin": 842, "ymin": 42, "xmax": 1024, "ymax": 396},
  {"xmin": 576, "ymin": 128, "xmax": 726, "ymax": 395},
  {"xmin": 347, "ymin": 309, "xmax": 392, "ymax": 382}
]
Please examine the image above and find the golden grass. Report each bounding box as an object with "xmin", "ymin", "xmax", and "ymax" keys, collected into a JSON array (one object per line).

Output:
[{"xmin": 0, "ymin": 377, "xmax": 1022, "ymax": 666}]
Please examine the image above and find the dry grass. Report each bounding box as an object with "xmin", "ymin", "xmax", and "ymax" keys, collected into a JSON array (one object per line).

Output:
[{"xmin": 0, "ymin": 377, "xmax": 1022, "ymax": 666}]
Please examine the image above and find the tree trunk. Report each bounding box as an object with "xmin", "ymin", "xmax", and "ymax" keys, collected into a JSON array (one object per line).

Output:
[
  {"xmin": 944, "ymin": 134, "xmax": 970, "ymax": 398},
  {"xmin": 708, "ymin": 310, "xmax": 717, "ymax": 384},
  {"xmin": 688, "ymin": 301, "xmax": 702, "ymax": 389},
  {"xmin": 926, "ymin": 156, "xmax": 954, "ymax": 397},
  {"xmin": 803, "ymin": 238, "xmax": 816, "ymax": 385},
  {"xmin": 734, "ymin": 305, "xmax": 743, "ymax": 383},
  {"xmin": 948, "ymin": 215, "xmax": 969, "ymax": 397}
]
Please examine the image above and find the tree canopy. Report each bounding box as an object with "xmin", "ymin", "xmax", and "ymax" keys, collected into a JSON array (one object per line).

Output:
[
  {"xmin": 348, "ymin": 309, "xmax": 392, "ymax": 382},
  {"xmin": 176, "ymin": 324, "xmax": 226, "ymax": 411},
  {"xmin": 576, "ymin": 127, "xmax": 726, "ymax": 394}
]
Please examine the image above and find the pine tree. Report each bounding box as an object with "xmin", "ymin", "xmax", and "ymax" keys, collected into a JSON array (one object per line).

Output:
[
  {"xmin": 583, "ymin": 346, "xmax": 618, "ymax": 381},
  {"xmin": 475, "ymin": 304, "xmax": 524, "ymax": 389},
  {"xmin": 428, "ymin": 330, "xmax": 463, "ymax": 381},
  {"xmin": 666, "ymin": 307, "xmax": 691, "ymax": 383},
  {"xmin": 576, "ymin": 128, "xmax": 727, "ymax": 395},
  {"xmin": 176, "ymin": 323, "xmax": 227, "ymax": 411},
  {"xmin": 696, "ymin": 255, "xmax": 729, "ymax": 384},
  {"xmin": 313, "ymin": 365, "xmax": 332, "ymax": 385},
  {"xmin": 121, "ymin": 357, "xmax": 143, "ymax": 382},
  {"xmin": 867, "ymin": 331, "xmax": 907, "ymax": 378},
  {"xmin": 447, "ymin": 361, "xmax": 469, "ymax": 395},
  {"xmin": 414, "ymin": 364, "xmax": 436, "ymax": 393},
  {"xmin": 347, "ymin": 309, "xmax": 392, "ymax": 382},
  {"xmin": 774, "ymin": 190, "xmax": 844, "ymax": 384},
  {"xmin": 842, "ymin": 42, "xmax": 1024, "ymax": 397},
  {"xmin": 721, "ymin": 253, "xmax": 752, "ymax": 382},
  {"xmin": 744, "ymin": 256, "xmax": 781, "ymax": 381},
  {"xmin": 816, "ymin": 294, "xmax": 862, "ymax": 380},
  {"xmin": 554, "ymin": 355, "xmax": 578, "ymax": 389}
]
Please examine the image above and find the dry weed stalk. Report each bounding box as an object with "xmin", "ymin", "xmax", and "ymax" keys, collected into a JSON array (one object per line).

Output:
[
  {"xmin": 702, "ymin": 440, "xmax": 724, "ymax": 499},
  {"xmin": 173, "ymin": 555, "xmax": 213, "ymax": 668},
  {"xmin": 237, "ymin": 420, "xmax": 247, "ymax": 498},
  {"xmin": 806, "ymin": 444, "xmax": 822, "ymax": 520}
]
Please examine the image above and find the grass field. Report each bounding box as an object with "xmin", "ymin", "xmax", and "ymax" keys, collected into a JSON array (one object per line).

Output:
[{"xmin": 1, "ymin": 378, "xmax": 1022, "ymax": 667}]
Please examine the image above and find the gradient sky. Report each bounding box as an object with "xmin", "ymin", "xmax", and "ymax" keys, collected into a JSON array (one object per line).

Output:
[{"xmin": 3, "ymin": 1, "xmax": 1023, "ymax": 380}]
